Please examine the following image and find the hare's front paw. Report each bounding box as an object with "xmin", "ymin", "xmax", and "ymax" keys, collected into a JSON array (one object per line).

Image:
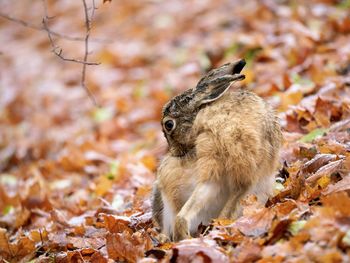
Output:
[{"xmin": 173, "ymin": 216, "xmax": 190, "ymax": 241}]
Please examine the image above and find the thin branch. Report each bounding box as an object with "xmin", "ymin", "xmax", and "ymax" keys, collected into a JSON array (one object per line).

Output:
[
  {"xmin": 81, "ymin": 0, "xmax": 99, "ymax": 106},
  {"xmin": 42, "ymin": 0, "xmax": 100, "ymax": 106},
  {"xmin": 0, "ymin": 12, "xmax": 108, "ymax": 43},
  {"xmin": 42, "ymin": 0, "xmax": 50, "ymax": 20},
  {"xmin": 42, "ymin": 18, "xmax": 99, "ymax": 65}
]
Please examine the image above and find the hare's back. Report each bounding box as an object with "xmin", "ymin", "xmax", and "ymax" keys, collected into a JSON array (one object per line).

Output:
[
  {"xmin": 193, "ymin": 89, "xmax": 281, "ymax": 182},
  {"xmin": 195, "ymin": 89, "xmax": 276, "ymax": 132}
]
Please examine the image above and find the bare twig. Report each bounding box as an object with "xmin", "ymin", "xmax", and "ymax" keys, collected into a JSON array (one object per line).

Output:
[
  {"xmin": 42, "ymin": 0, "xmax": 100, "ymax": 106},
  {"xmin": 42, "ymin": 0, "xmax": 53, "ymax": 20},
  {"xmin": 42, "ymin": 19, "xmax": 99, "ymax": 65},
  {"xmin": 0, "ymin": 12, "xmax": 108, "ymax": 43},
  {"xmin": 81, "ymin": 0, "xmax": 99, "ymax": 106}
]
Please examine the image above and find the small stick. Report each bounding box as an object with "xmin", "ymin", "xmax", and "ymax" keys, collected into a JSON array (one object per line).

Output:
[
  {"xmin": 42, "ymin": 19, "xmax": 99, "ymax": 65},
  {"xmin": 41, "ymin": 0, "xmax": 100, "ymax": 106},
  {"xmin": 81, "ymin": 0, "xmax": 99, "ymax": 106}
]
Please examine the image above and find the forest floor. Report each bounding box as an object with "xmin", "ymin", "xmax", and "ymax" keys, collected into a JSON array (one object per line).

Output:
[{"xmin": 1, "ymin": 0, "xmax": 350, "ymax": 262}]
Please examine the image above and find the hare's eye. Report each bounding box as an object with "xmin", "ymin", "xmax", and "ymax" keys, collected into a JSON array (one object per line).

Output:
[{"xmin": 164, "ymin": 119, "xmax": 175, "ymax": 132}]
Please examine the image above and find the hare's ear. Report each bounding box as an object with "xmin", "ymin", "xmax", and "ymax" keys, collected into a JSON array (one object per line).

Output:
[
  {"xmin": 193, "ymin": 59, "xmax": 246, "ymax": 105},
  {"xmin": 193, "ymin": 73, "xmax": 245, "ymax": 105}
]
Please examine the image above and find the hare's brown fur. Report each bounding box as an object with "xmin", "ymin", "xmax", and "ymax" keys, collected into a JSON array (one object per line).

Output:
[{"xmin": 152, "ymin": 60, "xmax": 282, "ymax": 241}]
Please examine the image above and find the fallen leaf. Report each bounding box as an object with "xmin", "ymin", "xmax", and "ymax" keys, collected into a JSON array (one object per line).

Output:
[
  {"xmin": 103, "ymin": 214, "xmax": 132, "ymax": 234},
  {"xmin": 106, "ymin": 231, "xmax": 152, "ymax": 262},
  {"xmin": 299, "ymin": 128, "xmax": 329, "ymax": 143},
  {"xmin": 234, "ymin": 208, "xmax": 275, "ymax": 237},
  {"xmin": 306, "ymin": 159, "xmax": 344, "ymax": 183},
  {"xmin": 322, "ymin": 192, "xmax": 350, "ymax": 216},
  {"xmin": 302, "ymin": 154, "xmax": 337, "ymax": 175},
  {"xmin": 171, "ymin": 238, "xmax": 229, "ymax": 263},
  {"xmin": 323, "ymin": 175, "xmax": 350, "ymax": 195}
]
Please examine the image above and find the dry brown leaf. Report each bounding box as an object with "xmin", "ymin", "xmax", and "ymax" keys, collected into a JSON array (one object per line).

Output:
[
  {"xmin": 103, "ymin": 214, "xmax": 132, "ymax": 234},
  {"xmin": 171, "ymin": 238, "xmax": 229, "ymax": 263},
  {"xmin": 0, "ymin": 207, "xmax": 31, "ymax": 229},
  {"xmin": 106, "ymin": 231, "xmax": 152, "ymax": 262},
  {"xmin": 321, "ymin": 192, "xmax": 350, "ymax": 216},
  {"xmin": 235, "ymin": 240, "xmax": 262, "ymax": 263},
  {"xmin": 50, "ymin": 209, "xmax": 70, "ymax": 227},
  {"xmin": 234, "ymin": 208, "xmax": 275, "ymax": 237},
  {"xmin": 0, "ymin": 228, "xmax": 11, "ymax": 257},
  {"xmin": 302, "ymin": 154, "xmax": 337, "ymax": 175},
  {"xmin": 209, "ymin": 228, "xmax": 245, "ymax": 244},
  {"xmin": 306, "ymin": 159, "xmax": 344, "ymax": 183}
]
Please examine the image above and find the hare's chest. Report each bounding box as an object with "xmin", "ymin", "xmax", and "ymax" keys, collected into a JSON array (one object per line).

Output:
[
  {"xmin": 178, "ymin": 174, "xmax": 196, "ymax": 206},
  {"xmin": 159, "ymin": 159, "xmax": 197, "ymax": 209}
]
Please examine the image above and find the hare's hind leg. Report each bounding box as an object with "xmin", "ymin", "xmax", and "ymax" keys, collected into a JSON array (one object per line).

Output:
[
  {"xmin": 219, "ymin": 175, "xmax": 275, "ymax": 219},
  {"xmin": 152, "ymin": 182, "xmax": 163, "ymax": 228},
  {"xmin": 218, "ymin": 186, "xmax": 248, "ymax": 219},
  {"xmin": 152, "ymin": 182, "xmax": 176, "ymax": 238},
  {"xmin": 248, "ymin": 174, "xmax": 274, "ymax": 204}
]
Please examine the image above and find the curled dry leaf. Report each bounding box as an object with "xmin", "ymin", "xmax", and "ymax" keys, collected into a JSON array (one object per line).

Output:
[
  {"xmin": 306, "ymin": 159, "xmax": 344, "ymax": 183},
  {"xmin": 302, "ymin": 153, "xmax": 337, "ymax": 175}
]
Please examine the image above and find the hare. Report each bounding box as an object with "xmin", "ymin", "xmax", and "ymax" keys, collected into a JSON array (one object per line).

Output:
[{"xmin": 152, "ymin": 59, "xmax": 282, "ymax": 241}]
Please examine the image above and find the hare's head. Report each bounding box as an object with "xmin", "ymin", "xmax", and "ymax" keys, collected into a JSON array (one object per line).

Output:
[{"xmin": 161, "ymin": 59, "xmax": 246, "ymax": 157}]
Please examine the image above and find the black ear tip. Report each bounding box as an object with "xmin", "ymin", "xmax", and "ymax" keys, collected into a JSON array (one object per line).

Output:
[
  {"xmin": 232, "ymin": 59, "xmax": 246, "ymax": 74},
  {"xmin": 239, "ymin": 58, "xmax": 246, "ymax": 66}
]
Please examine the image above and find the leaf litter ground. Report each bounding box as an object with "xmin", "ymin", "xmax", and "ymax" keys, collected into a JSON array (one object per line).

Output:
[{"xmin": 1, "ymin": 0, "xmax": 350, "ymax": 262}]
